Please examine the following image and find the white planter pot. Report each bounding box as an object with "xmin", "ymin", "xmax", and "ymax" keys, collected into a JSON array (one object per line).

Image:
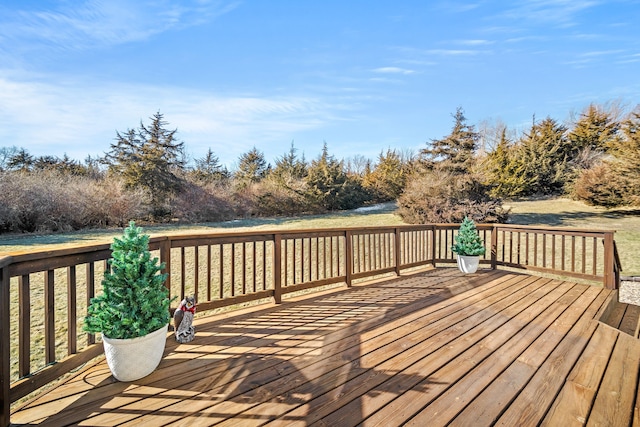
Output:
[
  {"xmin": 102, "ymin": 324, "xmax": 168, "ymax": 382},
  {"xmin": 457, "ymin": 255, "xmax": 480, "ymax": 274}
]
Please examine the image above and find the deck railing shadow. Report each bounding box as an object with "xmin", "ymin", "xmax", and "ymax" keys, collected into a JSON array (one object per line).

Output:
[
  {"xmin": 15, "ymin": 269, "xmax": 478, "ymax": 425},
  {"xmin": 0, "ymin": 224, "xmax": 621, "ymax": 426}
]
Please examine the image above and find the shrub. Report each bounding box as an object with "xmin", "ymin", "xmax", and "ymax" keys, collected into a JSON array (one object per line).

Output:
[
  {"xmin": 255, "ymin": 181, "xmax": 313, "ymax": 217},
  {"xmin": 0, "ymin": 171, "xmax": 150, "ymax": 233},
  {"xmin": 397, "ymin": 172, "xmax": 508, "ymax": 224},
  {"xmin": 169, "ymin": 181, "xmax": 236, "ymax": 223},
  {"xmin": 571, "ymin": 163, "xmax": 628, "ymax": 208}
]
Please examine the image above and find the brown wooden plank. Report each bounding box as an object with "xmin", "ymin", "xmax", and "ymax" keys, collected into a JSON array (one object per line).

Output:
[
  {"xmin": 541, "ymin": 323, "xmax": 619, "ymax": 427},
  {"xmin": 116, "ymin": 271, "xmax": 519, "ymax": 426},
  {"xmin": 459, "ymin": 286, "xmax": 608, "ymax": 426},
  {"xmin": 67, "ymin": 265, "xmax": 77, "ymax": 355},
  {"xmin": 494, "ymin": 288, "xmax": 609, "ymax": 426},
  {"xmin": 619, "ymin": 303, "xmax": 640, "ymax": 336},
  {"xmin": 14, "ymin": 270, "xmax": 497, "ymax": 425},
  {"xmin": 587, "ymin": 331, "xmax": 640, "ymax": 426},
  {"xmin": 308, "ymin": 278, "xmax": 565, "ymax": 427},
  {"xmin": 601, "ymin": 300, "xmax": 628, "ymax": 329},
  {"xmin": 134, "ymin": 274, "xmax": 484, "ymax": 424},
  {"xmin": 635, "ymin": 370, "xmax": 640, "ymax": 427},
  {"xmin": 354, "ymin": 280, "xmax": 574, "ymax": 427},
  {"xmin": 45, "ymin": 269, "xmax": 55, "ymax": 364},
  {"xmin": 215, "ymin": 275, "xmax": 548, "ymax": 427},
  {"xmin": 9, "ymin": 269, "xmax": 633, "ymax": 427},
  {"xmin": 10, "ymin": 343, "xmax": 105, "ymax": 404},
  {"xmin": 0, "ymin": 264, "xmax": 10, "ymax": 427},
  {"xmin": 404, "ymin": 283, "xmax": 589, "ymax": 426}
]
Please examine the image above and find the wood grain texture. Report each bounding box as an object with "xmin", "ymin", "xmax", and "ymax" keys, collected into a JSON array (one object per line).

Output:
[{"xmin": 9, "ymin": 268, "xmax": 639, "ymax": 427}]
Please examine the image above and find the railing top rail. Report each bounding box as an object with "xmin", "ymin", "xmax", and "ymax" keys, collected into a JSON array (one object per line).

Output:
[
  {"xmin": 431, "ymin": 223, "xmax": 494, "ymax": 230},
  {"xmin": 494, "ymin": 224, "xmax": 616, "ymax": 236},
  {"xmin": 0, "ymin": 225, "xmax": 438, "ymax": 259},
  {"xmin": 2, "ymin": 236, "xmax": 173, "ymax": 260},
  {"xmin": 0, "ymin": 255, "xmax": 12, "ymax": 269},
  {"xmin": 0, "ymin": 223, "xmax": 617, "ymax": 275},
  {"xmin": 4, "ymin": 242, "xmax": 112, "ymax": 263}
]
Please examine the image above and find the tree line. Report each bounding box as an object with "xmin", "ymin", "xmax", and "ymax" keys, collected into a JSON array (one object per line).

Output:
[{"xmin": 0, "ymin": 103, "xmax": 638, "ymax": 234}]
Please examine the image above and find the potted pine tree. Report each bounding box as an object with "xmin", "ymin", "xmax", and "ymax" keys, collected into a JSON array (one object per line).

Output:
[
  {"xmin": 83, "ymin": 221, "xmax": 173, "ymax": 381},
  {"xmin": 451, "ymin": 217, "xmax": 486, "ymax": 274}
]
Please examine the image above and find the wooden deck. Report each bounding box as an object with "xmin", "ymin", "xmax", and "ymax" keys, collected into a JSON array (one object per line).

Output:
[{"xmin": 10, "ymin": 268, "xmax": 640, "ymax": 426}]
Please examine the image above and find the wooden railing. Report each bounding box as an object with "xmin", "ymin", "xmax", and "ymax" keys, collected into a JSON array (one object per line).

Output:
[
  {"xmin": 491, "ymin": 225, "xmax": 620, "ymax": 287},
  {"xmin": 0, "ymin": 224, "xmax": 620, "ymax": 427}
]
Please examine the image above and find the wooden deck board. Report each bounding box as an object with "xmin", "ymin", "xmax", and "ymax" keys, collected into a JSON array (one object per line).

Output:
[{"xmin": 9, "ymin": 268, "xmax": 640, "ymax": 427}]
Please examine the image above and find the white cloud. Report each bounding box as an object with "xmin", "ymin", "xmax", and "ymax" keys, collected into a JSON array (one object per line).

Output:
[
  {"xmin": 502, "ymin": 0, "xmax": 600, "ymax": 27},
  {"xmin": 426, "ymin": 49, "xmax": 483, "ymax": 56},
  {"xmin": 456, "ymin": 39, "xmax": 494, "ymax": 46},
  {"xmin": 0, "ymin": 0, "xmax": 239, "ymax": 53},
  {"xmin": 372, "ymin": 67, "xmax": 416, "ymax": 75},
  {"xmin": 0, "ymin": 75, "xmax": 341, "ymax": 164}
]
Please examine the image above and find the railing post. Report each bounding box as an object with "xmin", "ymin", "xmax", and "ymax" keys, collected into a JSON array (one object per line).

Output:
[
  {"xmin": 1, "ymin": 261, "xmax": 11, "ymax": 427},
  {"xmin": 395, "ymin": 227, "xmax": 402, "ymax": 276},
  {"xmin": 273, "ymin": 234, "xmax": 282, "ymax": 303},
  {"xmin": 491, "ymin": 225, "xmax": 498, "ymax": 270},
  {"xmin": 345, "ymin": 230, "xmax": 353, "ymax": 287},
  {"xmin": 603, "ymin": 232, "xmax": 616, "ymax": 289},
  {"xmin": 159, "ymin": 237, "xmax": 172, "ymax": 300},
  {"xmin": 431, "ymin": 225, "xmax": 437, "ymax": 267}
]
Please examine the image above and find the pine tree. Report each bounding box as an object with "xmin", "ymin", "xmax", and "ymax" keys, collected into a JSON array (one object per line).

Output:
[
  {"xmin": 452, "ymin": 217, "xmax": 486, "ymax": 256},
  {"xmin": 568, "ymin": 104, "xmax": 620, "ymax": 155},
  {"xmin": 305, "ymin": 143, "xmax": 369, "ymax": 210},
  {"xmin": 83, "ymin": 221, "xmax": 172, "ymax": 339},
  {"xmin": 400, "ymin": 107, "xmax": 505, "ymax": 223},
  {"xmin": 362, "ymin": 149, "xmax": 407, "ymax": 202},
  {"xmin": 104, "ymin": 112, "xmax": 185, "ymax": 213},
  {"xmin": 7, "ymin": 147, "xmax": 34, "ymax": 171},
  {"xmin": 515, "ymin": 116, "xmax": 569, "ymax": 195},
  {"xmin": 270, "ymin": 142, "xmax": 307, "ymax": 186},
  {"xmin": 421, "ymin": 107, "xmax": 478, "ymax": 175},
  {"xmin": 234, "ymin": 147, "xmax": 269, "ymax": 187},
  {"xmin": 482, "ymin": 128, "xmax": 529, "ymax": 198},
  {"xmin": 193, "ymin": 148, "xmax": 230, "ymax": 183},
  {"xmin": 611, "ymin": 111, "xmax": 640, "ymax": 203}
]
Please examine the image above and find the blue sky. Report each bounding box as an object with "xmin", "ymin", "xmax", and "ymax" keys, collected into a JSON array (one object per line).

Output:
[{"xmin": 0, "ymin": 1, "xmax": 639, "ymax": 168}]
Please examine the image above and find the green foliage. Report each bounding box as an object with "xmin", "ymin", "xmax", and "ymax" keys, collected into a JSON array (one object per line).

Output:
[
  {"xmin": 481, "ymin": 128, "xmax": 529, "ymax": 198},
  {"xmin": 400, "ymin": 108, "xmax": 506, "ymax": 224},
  {"xmin": 568, "ymin": 104, "xmax": 620, "ymax": 155},
  {"xmin": 270, "ymin": 142, "xmax": 308, "ymax": 185},
  {"xmin": 612, "ymin": 111, "xmax": 640, "ymax": 196},
  {"xmin": 192, "ymin": 148, "xmax": 230, "ymax": 183},
  {"xmin": 83, "ymin": 221, "xmax": 172, "ymax": 339},
  {"xmin": 516, "ymin": 117, "xmax": 571, "ymax": 196},
  {"xmin": 483, "ymin": 106, "xmax": 625, "ymax": 201},
  {"xmin": 305, "ymin": 143, "xmax": 370, "ymax": 211},
  {"xmin": 234, "ymin": 146, "xmax": 270, "ymax": 187},
  {"xmin": 572, "ymin": 110, "xmax": 640, "ymax": 208},
  {"xmin": 451, "ymin": 217, "xmax": 486, "ymax": 256},
  {"xmin": 7, "ymin": 147, "xmax": 34, "ymax": 171},
  {"xmin": 363, "ymin": 149, "xmax": 407, "ymax": 202},
  {"xmin": 104, "ymin": 112, "xmax": 185, "ymax": 215},
  {"xmin": 421, "ymin": 107, "xmax": 478, "ymax": 175}
]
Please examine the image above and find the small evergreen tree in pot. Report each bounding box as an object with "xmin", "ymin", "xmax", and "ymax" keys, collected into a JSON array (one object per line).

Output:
[
  {"xmin": 84, "ymin": 221, "xmax": 172, "ymax": 339},
  {"xmin": 451, "ymin": 217, "xmax": 486, "ymax": 274},
  {"xmin": 84, "ymin": 221, "xmax": 173, "ymax": 381}
]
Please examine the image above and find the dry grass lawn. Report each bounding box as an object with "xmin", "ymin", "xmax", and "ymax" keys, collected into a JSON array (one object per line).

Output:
[{"xmin": 1, "ymin": 199, "xmax": 638, "ymax": 275}]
